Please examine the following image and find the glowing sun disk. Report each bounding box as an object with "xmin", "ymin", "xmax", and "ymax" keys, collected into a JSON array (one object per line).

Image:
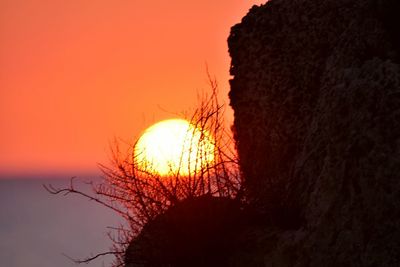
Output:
[{"xmin": 134, "ymin": 119, "xmax": 215, "ymax": 176}]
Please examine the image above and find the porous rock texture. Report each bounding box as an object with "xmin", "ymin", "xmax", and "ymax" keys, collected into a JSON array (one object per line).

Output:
[{"xmin": 228, "ymin": 0, "xmax": 400, "ymax": 266}]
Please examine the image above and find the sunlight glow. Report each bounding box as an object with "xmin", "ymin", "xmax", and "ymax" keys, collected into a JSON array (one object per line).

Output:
[{"xmin": 134, "ymin": 119, "xmax": 215, "ymax": 176}]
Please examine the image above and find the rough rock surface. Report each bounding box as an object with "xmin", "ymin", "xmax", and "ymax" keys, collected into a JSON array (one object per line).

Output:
[{"xmin": 228, "ymin": 0, "xmax": 400, "ymax": 266}]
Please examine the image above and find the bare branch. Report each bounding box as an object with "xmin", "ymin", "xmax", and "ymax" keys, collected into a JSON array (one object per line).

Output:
[{"xmin": 62, "ymin": 251, "xmax": 123, "ymax": 264}]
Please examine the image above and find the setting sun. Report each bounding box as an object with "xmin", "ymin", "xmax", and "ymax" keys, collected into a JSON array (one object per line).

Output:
[{"xmin": 134, "ymin": 119, "xmax": 215, "ymax": 176}]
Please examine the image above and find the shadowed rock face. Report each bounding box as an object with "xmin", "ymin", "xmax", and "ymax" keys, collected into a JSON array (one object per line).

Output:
[
  {"xmin": 228, "ymin": 0, "xmax": 400, "ymax": 266},
  {"xmin": 124, "ymin": 1, "xmax": 400, "ymax": 266}
]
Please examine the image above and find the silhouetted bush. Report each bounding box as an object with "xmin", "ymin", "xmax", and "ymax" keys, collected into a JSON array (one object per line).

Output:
[{"xmin": 45, "ymin": 78, "xmax": 242, "ymax": 266}]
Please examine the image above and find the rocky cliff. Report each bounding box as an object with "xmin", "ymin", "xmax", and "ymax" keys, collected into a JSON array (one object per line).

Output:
[{"xmin": 228, "ymin": 0, "xmax": 400, "ymax": 266}]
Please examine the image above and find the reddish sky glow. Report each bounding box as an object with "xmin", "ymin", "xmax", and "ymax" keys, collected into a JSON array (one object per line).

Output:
[{"xmin": 0, "ymin": 0, "xmax": 264, "ymax": 177}]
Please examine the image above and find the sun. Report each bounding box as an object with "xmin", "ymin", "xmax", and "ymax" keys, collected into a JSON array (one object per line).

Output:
[{"xmin": 134, "ymin": 119, "xmax": 215, "ymax": 176}]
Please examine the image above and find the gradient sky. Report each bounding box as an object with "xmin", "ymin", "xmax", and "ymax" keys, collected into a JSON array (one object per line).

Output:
[{"xmin": 0, "ymin": 0, "xmax": 264, "ymax": 178}]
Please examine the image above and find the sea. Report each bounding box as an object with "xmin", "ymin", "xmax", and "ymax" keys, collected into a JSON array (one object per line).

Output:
[{"xmin": 0, "ymin": 176, "xmax": 123, "ymax": 267}]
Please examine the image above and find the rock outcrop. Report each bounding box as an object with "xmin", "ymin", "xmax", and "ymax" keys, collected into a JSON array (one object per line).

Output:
[
  {"xmin": 125, "ymin": 196, "xmax": 246, "ymax": 267},
  {"xmin": 228, "ymin": 0, "xmax": 400, "ymax": 266},
  {"xmin": 124, "ymin": 1, "xmax": 400, "ymax": 266}
]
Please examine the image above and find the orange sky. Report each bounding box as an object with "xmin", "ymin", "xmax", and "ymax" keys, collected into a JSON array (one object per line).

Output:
[{"xmin": 0, "ymin": 0, "xmax": 264, "ymax": 178}]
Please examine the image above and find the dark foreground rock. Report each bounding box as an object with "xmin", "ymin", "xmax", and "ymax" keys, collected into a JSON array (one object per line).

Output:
[
  {"xmin": 125, "ymin": 196, "xmax": 247, "ymax": 267},
  {"xmin": 228, "ymin": 0, "xmax": 400, "ymax": 266},
  {"xmin": 125, "ymin": 0, "xmax": 400, "ymax": 266}
]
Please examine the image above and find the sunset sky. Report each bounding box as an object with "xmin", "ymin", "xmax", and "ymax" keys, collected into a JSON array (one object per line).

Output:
[{"xmin": 0, "ymin": 0, "xmax": 264, "ymax": 178}]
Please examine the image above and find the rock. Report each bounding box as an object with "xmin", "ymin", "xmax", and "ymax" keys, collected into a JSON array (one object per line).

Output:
[
  {"xmin": 125, "ymin": 195, "xmax": 246, "ymax": 267},
  {"xmin": 228, "ymin": 0, "xmax": 400, "ymax": 266}
]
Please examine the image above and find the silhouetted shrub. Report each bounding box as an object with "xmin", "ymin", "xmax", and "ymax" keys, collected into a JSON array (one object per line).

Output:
[{"xmin": 45, "ymin": 78, "xmax": 242, "ymax": 266}]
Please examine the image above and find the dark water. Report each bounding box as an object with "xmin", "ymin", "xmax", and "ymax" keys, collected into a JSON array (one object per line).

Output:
[{"xmin": 0, "ymin": 178, "xmax": 123, "ymax": 267}]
